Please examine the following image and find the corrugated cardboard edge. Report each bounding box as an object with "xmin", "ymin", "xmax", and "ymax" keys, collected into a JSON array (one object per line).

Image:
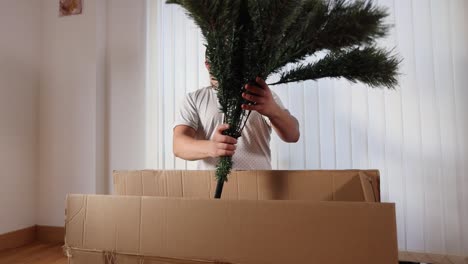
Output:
[
  {"xmin": 113, "ymin": 169, "xmax": 381, "ymax": 202},
  {"xmin": 359, "ymin": 172, "xmax": 378, "ymax": 202},
  {"xmin": 365, "ymin": 169, "xmax": 381, "ymax": 202},
  {"xmin": 399, "ymin": 251, "xmax": 468, "ymax": 264}
]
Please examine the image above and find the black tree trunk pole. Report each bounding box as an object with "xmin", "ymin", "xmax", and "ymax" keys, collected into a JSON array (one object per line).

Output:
[{"xmin": 214, "ymin": 178, "xmax": 224, "ymax": 199}]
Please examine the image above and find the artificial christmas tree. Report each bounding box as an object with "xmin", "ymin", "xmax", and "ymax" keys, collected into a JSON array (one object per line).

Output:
[{"xmin": 167, "ymin": 0, "xmax": 400, "ymax": 198}]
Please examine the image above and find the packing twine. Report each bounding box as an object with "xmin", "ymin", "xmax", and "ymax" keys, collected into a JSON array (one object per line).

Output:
[
  {"xmin": 104, "ymin": 251, "xmax": 117, "ymax": 264},
  {"xmin": 63, "ymin": 246, "xmax": 233, "ymax": 264}
]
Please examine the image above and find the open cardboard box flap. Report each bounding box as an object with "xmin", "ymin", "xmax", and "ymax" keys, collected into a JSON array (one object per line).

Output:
[
  {"xmin": 113, "ymin": 170, "xmax": 380, "ymax": 202},
  {"xmin": 65, "ymin": 194, "xmax": 397, "ymax": 264}
]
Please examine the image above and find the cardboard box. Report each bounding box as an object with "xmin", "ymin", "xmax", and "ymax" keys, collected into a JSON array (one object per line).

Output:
[
  {"xmin": 64, "ymin": 194, "xmax": 398, "ymax": 264},
  {"xmin": 113, "ymin": 170, "xmax": 381, "ymax": 202}
]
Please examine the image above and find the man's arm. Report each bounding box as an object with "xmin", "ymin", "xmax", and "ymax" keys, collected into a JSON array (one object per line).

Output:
[
  {"xmin": 241, "ymin": 77, "xmax": 300, "ymax": 143},
  {"xmin": 268, "ymin": 108, "xmax": 300, "ymax": 143},
  {"xmin": 173, "ymin": 124, "xmax": 238, "ymax": 160}
]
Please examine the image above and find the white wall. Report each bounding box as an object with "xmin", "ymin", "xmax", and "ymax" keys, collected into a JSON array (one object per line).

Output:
[
  {"xmin": 38, "ymin": 0, "xmax": 147, "ymax": 226},
  {"xmin": 0, "ymin": 0, "xmax": 148, "ymax": 230},
  {"xmin": 0, "ymin": 0, "xmax": 41, "ymax": 234},
  {"xmin": 150, "ymin": 0, "xmax": 468, "ymax": 257},
  {"xmin": 38, "ymin": 0, "xmax": 107, "ymax": 226},
  {"xmin": 107, "ymin": 0, "xmax": 147, "ymax": 192}
]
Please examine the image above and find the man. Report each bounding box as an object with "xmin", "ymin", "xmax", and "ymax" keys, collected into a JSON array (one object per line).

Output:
[{"xmin": 173, "ymin": 58, "xmax": 300, "ymax": 169}]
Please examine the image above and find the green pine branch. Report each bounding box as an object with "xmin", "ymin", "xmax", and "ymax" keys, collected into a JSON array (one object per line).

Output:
[
  {"xmin": 271, "ymin": 46, "xmax": 400, "ymax": 88},
  {"xmin": 166, "ymin": 0, "xmax": 401, "ymax": 198},
  {"xmin": 268, "ymin": 0, "xmax": 390, "ymax": 74}
]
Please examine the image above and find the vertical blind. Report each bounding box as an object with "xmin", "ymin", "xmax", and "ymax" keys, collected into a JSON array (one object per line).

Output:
[{"xmin": 146, "ymin": 0, "xmax": 468, "ymax": 257}]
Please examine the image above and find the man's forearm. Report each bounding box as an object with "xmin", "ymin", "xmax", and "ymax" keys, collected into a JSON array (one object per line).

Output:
[
  {"xmin": 173, "ymin": 136, "xmax": 213, "ymax": 161},
  {"xmin": 269, "ymin": 108, "xmax": 300, "ymax": 143},
  {"xmin": 173, "ymin": 124, "xmax": 237, "ymax": 161}
]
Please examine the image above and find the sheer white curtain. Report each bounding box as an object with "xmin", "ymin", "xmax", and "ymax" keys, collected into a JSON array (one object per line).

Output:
[{"xmin": 146, "ymin": 0, "xmax": 468, "ymax": 259}]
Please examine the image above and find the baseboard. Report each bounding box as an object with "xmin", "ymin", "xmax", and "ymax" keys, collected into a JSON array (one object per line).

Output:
[
  {"xmin": 0, "ymin": 225, "xmax": 65, "ymax": 250},
  {"xmin": 36, "ymin": 225, "xmax": 64, "ymax": 244},
  {"xmin": 0, "ymin": 226, "xmax": 36, "ymax": 251}
]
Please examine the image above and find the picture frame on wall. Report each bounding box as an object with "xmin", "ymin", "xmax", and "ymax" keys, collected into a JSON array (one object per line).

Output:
[{"xmin": 59, "ymin": 0, "xmax": 82, "ymax": 17}]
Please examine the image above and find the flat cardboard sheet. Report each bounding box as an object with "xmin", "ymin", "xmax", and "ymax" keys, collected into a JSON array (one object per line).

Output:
[
  {"xmin": 113, "ymin": 170, "xmax": 380, "ymax": 202},
  {"xmin": 65, "ymin": 194, "xmax": 397, "ymax": 264}
]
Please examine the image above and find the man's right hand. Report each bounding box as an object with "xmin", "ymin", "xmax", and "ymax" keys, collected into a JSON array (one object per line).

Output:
[{"xmin": 209, "ymin": 124, "xmax": 237, "ymax": 157}]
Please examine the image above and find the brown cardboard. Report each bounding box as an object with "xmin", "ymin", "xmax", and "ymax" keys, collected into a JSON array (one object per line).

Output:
[
  {"xmin": 113, "ymin": 170, "xmax": 380, "ymax": 202},
  {"xmin": 65, "ymin": 194, "xmax": 398, "ymax": 264}
]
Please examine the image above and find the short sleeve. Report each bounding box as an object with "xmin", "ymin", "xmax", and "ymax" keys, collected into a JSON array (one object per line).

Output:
[{"xmin": 173, "ymin": 93, "xmax": 199, "ymax": 131}]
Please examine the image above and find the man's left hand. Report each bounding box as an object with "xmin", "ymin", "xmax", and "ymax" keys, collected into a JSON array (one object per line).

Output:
[{"xmin": 241, "ymin": 77, "xmax": 281, "ymax": 119}]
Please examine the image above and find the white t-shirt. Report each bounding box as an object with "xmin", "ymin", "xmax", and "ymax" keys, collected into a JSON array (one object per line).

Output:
[{"xmin": 174, "ymin": 86, "xmax": 287, "ymax": 170}]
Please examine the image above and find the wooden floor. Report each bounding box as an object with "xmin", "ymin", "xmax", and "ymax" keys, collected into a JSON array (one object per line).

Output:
[{"xmin": 0, "ymin": 242, "xmax": 66, "ymax": 264}]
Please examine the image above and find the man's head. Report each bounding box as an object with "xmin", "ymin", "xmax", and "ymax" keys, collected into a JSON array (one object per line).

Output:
[{"xmin": 205, "ymin": 51, "xmax": 218, "ymax": 87}]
